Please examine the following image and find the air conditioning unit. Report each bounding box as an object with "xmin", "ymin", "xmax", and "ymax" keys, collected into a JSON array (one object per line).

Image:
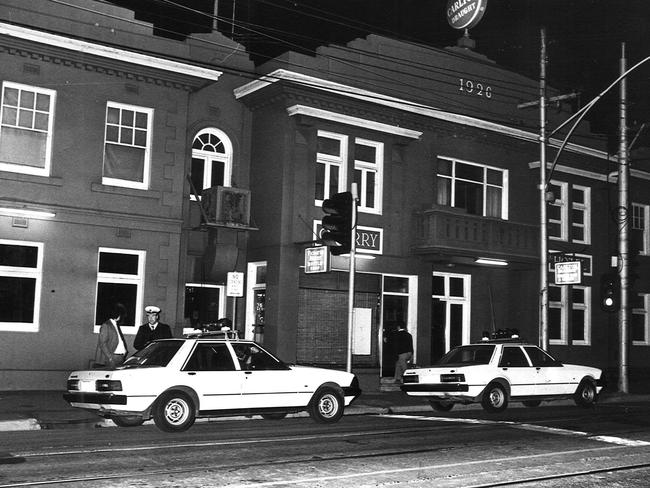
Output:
[{"xmin": 201, "ymin": 186, "xmax": 251, "ymax": 228}]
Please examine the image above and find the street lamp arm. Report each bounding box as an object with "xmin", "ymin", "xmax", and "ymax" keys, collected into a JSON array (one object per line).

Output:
[
  {"xmin": 550, "ymin": 55, "xmax": 650, "ymax": 138},
  {"xmin": 545, "ymin": 54, "xmax": 650, "ymax": 188}
]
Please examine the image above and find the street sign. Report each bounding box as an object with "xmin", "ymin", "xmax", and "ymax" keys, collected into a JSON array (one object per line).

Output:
[
  {"xmin": 304, "ymin": 246, "xmax": 329, "ymax": 274},
  {"xmin": 554, "ymin": 261, "xmax": 582, "ymax": 285},
  {"xmin": 226, "ymin": 271, "xmax": 244, "ymax": 297}
]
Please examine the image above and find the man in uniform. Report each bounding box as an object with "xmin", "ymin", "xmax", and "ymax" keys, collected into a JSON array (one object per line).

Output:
[{"xmin": 134, "ymin": 305, "xmax": 173, "ymax": 351}]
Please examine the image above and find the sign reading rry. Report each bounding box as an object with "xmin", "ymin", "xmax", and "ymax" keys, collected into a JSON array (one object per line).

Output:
[{"xmin": 446, "ymin": 0, "xmax": 488, "ymax": 30}]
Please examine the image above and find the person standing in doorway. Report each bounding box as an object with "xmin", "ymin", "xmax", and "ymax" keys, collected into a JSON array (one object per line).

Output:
[
  {"xmin": 96, "ymin": 303, "xmax": 129, "ymax": 368},
  {"xmin": 134, "ymin": 305, "xmax": 173, "ymax": 351},
  {"xmin": 393, "ymin": 321, "xmax": 413, "ymax": 383}
]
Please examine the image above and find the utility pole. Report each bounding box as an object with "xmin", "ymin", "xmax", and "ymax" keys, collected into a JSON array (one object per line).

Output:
[
  {"xmin": 618, "ymin": 43, "xmax": 629, "ymax": 393},
  {"xmin": 539, "ymin": 28, "xmax": 549, "ymax": 351},
  {"xmin": 346, "ymin": 183, "xmax": 358, "ymax": 373}
]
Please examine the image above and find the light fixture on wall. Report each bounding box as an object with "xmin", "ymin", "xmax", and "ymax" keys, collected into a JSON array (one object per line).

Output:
[
  {"xmin": 475, "ymin": 257, "xmax": 508, "ymax": 266},
  {"xmin": 0, "ymin": 207, "xmax": 56, "ymax": 219}
]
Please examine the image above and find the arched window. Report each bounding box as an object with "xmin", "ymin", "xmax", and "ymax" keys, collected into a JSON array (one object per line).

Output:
[{"xmin": 190, "ymin": 128, "xmax": 232, "ymax": 200}]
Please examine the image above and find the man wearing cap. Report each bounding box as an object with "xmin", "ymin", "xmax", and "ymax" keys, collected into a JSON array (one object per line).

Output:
[{"xmin": 134, "ymin": 305, "xmax": 173, "ymax": 351}]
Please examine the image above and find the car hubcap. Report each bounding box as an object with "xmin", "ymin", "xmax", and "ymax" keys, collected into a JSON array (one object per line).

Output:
[
  {"xmin": 318, "ymin": 394, "xmax": 338, "ymax": 418},
  {"xmin": 165, "ymin": 398, "xmax": 189, "ymax": 425},
  {"xmin": 490, "ymin": 389, "xmax": 503, "ymax": 407},
  {"xmin": 581, "ymin": 386, "xmax": 594, "ymax": 402}
]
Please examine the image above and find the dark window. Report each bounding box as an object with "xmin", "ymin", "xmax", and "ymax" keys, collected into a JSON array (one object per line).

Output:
[
  {"xmin": 524, "ymin": 346, "xmax": 559, "ymax": 367},
  {"xmin": 184, "ymin": 343, "xmax": 236, "ymax": 371},
  {"xmin": 498, "ymin": 347, "xmax": 529, "ymax": 367}
]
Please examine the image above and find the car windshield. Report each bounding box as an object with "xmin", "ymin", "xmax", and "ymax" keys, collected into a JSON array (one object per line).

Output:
[
  {"xmin": 438, "ymin": 345, "xmax": 495, "ymax": 365},
  {"xmin": 121, "ymin": 340, "xmax": 184, "ymax": 368}
]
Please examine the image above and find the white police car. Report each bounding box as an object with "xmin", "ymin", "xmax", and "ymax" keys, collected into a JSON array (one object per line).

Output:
[
  {"xmin": 64, "ymin": 332, "xmax": 361, "ymax": 432},
  {"xmin": 401, "ymin": 330, "xmax": 604, "ymax": 413}
]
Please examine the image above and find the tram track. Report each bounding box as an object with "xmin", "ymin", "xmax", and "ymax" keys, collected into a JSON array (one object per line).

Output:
[{"xmin": 3, "ymin": 410, "xmax": 650, "ymax": 487}]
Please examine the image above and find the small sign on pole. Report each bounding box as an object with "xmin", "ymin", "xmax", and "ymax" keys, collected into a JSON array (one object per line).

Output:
[
  {"xmin": 305, "ymin": 246, "xmax": 330, "ymax": 274},
  {"xmin": 554, "ymin": 261, "xmax": 582, "ymax": 285},
  {"xmin": 226, "ymin": 271, "xmax": 244, "ymax": 297}
]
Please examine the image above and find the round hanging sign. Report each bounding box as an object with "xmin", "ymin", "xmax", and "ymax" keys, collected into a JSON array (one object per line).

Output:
[{"xmin": 446, "ymin": 0, "xmax": 488, "ymax": 30}]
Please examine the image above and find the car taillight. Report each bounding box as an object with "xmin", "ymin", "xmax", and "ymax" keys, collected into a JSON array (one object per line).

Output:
[
  {"xmin": 96, "ymin": 380, "xmax": 122, "ymax": 391},
  {"xmin": 440, "ymin": 374, "xmax": 465, "ymax": 382},
  {"xmin": 402, "ymin": 375, "xmax": 418, "ymax": 383},
  {"xmin": 67, "ymin": 379, "xmax": 80, "ymax": 391}
]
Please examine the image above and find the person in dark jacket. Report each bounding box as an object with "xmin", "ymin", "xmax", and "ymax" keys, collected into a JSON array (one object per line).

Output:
[
  {"xmin": 95, "ymin": 303, "xmax": 128, "ymax": 368},
  {"xmin": 393, "ymin": 321, "xmax": 413, "ymax": 382},
  {"xmin": 133, "ymin": 305, "xmax": 173, "ymax": 351}
]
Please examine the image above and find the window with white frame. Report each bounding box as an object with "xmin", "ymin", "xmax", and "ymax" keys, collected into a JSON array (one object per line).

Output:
[
  {"xmin": 570, "ymin": 286, "xmax": 590, "ymax": 344},
  {"xmin": 549, "ymin": 284, "xmax": 591, "ymax": 345},
  {"xmin": 94, "ymin": 248, "xmax": 145, "ymax": 332},
  {"xmin": 632, "ymin": 203, "xmax": 649, "ymax": 255},
  {"xmin": 189, "ymin": 128, "xmax": 233, "ymax": 200},
  {"xmin": 548, "ymin": 181, "xmax": 591, "ymax": 243},
  {"xmin": 102, "ymin": 102, "xmax": 153, "ymax": 190},
  {"xmin": 632, "ymin": 293, "xmax": 649, "ymax": 346},
  {"xmin": 0, "ymin": 240, "xmax": 43, "ymax": 332},
  {"xmin": 353, "ymin": 138, "xmax": 383, "ymax": 214},
  {"xmin": 315, "ymin": 130, "xmax": 347, "ymax": 203},
  {"xmin": 0, "ymin": 82, "xmax": 55, "ymax": 176},
  {"xmin": 435, "ymin": 156, "xmax": 507, "ymax": 219}
]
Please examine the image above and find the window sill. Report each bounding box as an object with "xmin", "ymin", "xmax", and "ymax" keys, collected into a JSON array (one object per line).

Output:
[
  {"xmin": 91, "ymin": 182, "xmax": 160, "ymax": 199},
  {"xmin": 0, "ymin": 170, "xmax": 63, "ymax": 186}
]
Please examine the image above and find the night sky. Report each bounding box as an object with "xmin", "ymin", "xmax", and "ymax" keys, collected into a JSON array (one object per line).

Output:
[{"xmin": 110, "ymin": 0, "xmax": 650, "ymax": 150}]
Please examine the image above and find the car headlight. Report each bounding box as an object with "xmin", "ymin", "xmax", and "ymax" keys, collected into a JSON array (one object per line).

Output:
[
  {"xmin": 67, "ymin": 379, "xmax": 80, "ymax": 391},
  {"xmin": 440, "ymin": 374, "xmax": 465, "ymax": 382},
  {"xmin": 96, "ymin": 380, "xmax": 122, "ymax": 391}
]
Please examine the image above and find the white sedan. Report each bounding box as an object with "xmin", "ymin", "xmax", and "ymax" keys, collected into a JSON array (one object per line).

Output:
[
  {"xmin": 64, "ymin": 335, "xmax": 362, "ymax": 432},
  {"xmin": 401, "ymin": 339, "xmax": 605, "ymax": 413}
]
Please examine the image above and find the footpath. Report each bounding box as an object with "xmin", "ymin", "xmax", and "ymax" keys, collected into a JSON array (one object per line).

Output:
[{"xmin": 0, "ymin": 389, "xmax": 647, "ymax": 432}]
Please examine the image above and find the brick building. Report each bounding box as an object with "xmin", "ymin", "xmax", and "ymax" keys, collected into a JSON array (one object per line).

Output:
[
  {"xmin": 235, "ymin": 35, "xmax": 650, "ymax": 391},
  {"xmin": 0, "ymin": 1, "xmax": 648, "ymax": 392}
]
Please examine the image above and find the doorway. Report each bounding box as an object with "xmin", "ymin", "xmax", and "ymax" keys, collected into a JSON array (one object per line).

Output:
[{"xmin": 431, "ymin": 272, "xmax": 471, "ymax": 362}]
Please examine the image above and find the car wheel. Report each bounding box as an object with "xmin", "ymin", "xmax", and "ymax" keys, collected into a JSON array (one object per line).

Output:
[
  {"xmin": 429, "ymin": 400, "xmax": 454, "ymax": 412},
  {"xmin": 522, "ymin": 400, "xmax": 542, "ymax": 408},
  {"xmin": 309, "ymin": 387, "xmax": 344, "ymax": 424},
  {"xmin": 261, "ymin": 412, "xmax": 288, "ymax": 420},
  {"xmin": 574, "ymin": 380, "xmax": 597, "ymax": 407},
  {"xmin": 481, "ymin": 383, "xmax": 508, "ymax": 413},
  {"xmin": 111, "ymin": 415, "xmax": 144, "ymax": 427},
  {"xmin": 153, "ymin": 391, "xmax": 196, "ymax": 432}
]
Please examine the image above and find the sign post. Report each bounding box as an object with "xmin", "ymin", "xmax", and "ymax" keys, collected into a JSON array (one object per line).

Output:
[{"xmin": 226, "ymin": 271, "xmax": 244, "ymax": 330}]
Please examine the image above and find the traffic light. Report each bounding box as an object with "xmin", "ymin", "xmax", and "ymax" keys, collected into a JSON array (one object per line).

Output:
[
  {"xmin": 321, "ymin": 191, "xmax": 354, "ymax": 255},
  {"xmin": 600, "ymin": 273, "xmax": 620, "ymax": 313}
]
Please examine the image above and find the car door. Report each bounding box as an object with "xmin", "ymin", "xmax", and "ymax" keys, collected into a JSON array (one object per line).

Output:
[
  {"xmin": 231, "ymin": 343, "xmax": 304, "ymax": 409},
  {"xmin": 524, "ymin": 346, "xmax": 574, "ymax": 395},
  {"xmin": 497, "ymin": 345, "xmax": 537, "ymax": 398},
  {"xmin": 181, "ymin": 342, "xmax": 244, "ymax": 411}
]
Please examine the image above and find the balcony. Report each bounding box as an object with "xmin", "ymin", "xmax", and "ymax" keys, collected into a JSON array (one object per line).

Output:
[{"xmin": 413, "ymin": 206, "xmax": 539, "ymax": 263}]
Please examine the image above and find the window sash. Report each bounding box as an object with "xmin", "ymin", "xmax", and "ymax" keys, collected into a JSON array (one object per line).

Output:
[
  {"xmin": 354, "ymin": 138, "xmax": 383, "ymax": 214},
  {"xmin": 315, "ymin": 131, "xmax": 347, "ymax": 204},
  {"xmin": 0, "ymin": 239, "xmax": 43, "ymax": 332},
  {"xmin": 549, "ymin": 284, "xmax": 591, "ymax": 345},
  {"xmin": 102, "ymin": 102, "xmax": 152, "ymax": 190},
  {"xmin": 190, "ymin": 129, "xmax": 233, "ymax": 201},
  {"xmin": 95, "ymin": 248, "xmax": 145, "ymax": 330},
  {"xmin": 0, "ymin": 82, "xmax": 55, "ymax": 176},
  {"xmin": 435, "ymin": 157, "xmax": 506, "ymax": 219}
]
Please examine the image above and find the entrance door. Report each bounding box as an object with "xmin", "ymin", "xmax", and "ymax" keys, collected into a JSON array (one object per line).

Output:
[
  {"xmin": 431, "ymin": 272, "xmax": 470, "ymax": 362},
  {"xmin": 381, "ymin": 295, "xmax": 408, "ymax": 378}
]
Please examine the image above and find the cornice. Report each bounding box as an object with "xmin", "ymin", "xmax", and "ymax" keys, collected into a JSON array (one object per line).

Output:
[
  {"xmin": 235, "ymin": 69, "xmax": 613, "ymax": 162},
  {"xmin": 0, "ymin": 22, "xmax": 221, "ymax": 89}
]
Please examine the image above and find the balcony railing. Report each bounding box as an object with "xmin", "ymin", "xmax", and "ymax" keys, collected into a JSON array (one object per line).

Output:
[{"xmin": 413, "ymin": 207, "xmax": 539, "ymax": 261}]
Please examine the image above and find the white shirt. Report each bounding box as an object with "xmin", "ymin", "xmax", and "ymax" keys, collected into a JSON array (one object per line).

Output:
[{"xmin": 111, "ymin": 319, "xmax": 127, "ymax": 354}]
